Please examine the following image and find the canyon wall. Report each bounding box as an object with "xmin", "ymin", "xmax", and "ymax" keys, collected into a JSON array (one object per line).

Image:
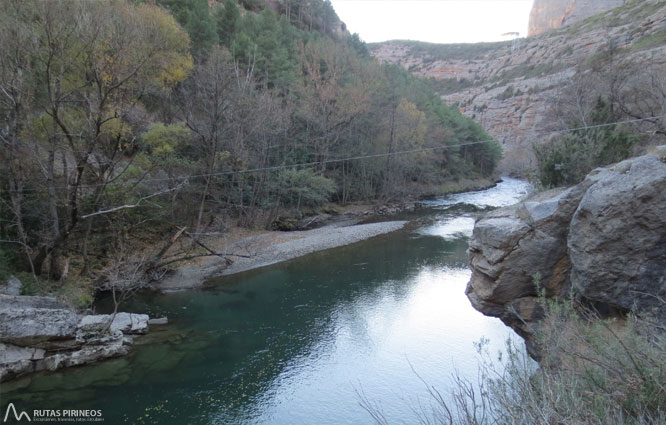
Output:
[
  {"xmin": 371, "ymin": 1, "xmax": 666, "ymax": 175},
  {"xmin": 528, "ymin": 0, "xmax": 626, "ymax": 36}
]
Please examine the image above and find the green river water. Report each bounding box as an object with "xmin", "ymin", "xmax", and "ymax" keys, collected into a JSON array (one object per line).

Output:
[{"xmin": 1, "ymin": 178, "xmax": 531, "ymax": 425}]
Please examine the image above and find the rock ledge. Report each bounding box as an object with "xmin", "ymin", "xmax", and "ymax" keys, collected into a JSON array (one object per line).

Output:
[{"xmin": 0, "ymin": 294, "xmax": 153, "ymax": 382}]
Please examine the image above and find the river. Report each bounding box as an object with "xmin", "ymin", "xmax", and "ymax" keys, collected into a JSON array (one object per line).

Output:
[{"xmin": 1, "ymin": 177, "xmax": 531, "ymax": 424}]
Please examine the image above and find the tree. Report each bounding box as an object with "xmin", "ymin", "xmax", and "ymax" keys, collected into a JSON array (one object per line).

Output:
[
  {"xmin": 296, "ymin": 38, "xmax": 371, "ymax": 168},
  {"xmin": 158, "ymin": 0, "xmax": 218, "ymax": 57},
  {"xmin": 0, "ymin": 0, "xmax": 37, "ymax": 274},
  {"xmin": 5, "ymin": 0, "xmax": 192, "ymax": 279},
  {"xmin": 179, "ymin": 48, "xmax": 236, "ymax": 237},
  {"xmin": 535, "ymin": 98, "xmax": 635, "ymax": 187},
  {"xmin": 381, "ymin": 100, "xmax": 428, "ymax": 196},
  {"xmin": 347, "ymin": 33, "xmax": 370, "ymax": 58},
  {"xmin": 215, "ymin": 0, "xmax": 240, "ymax": 47},
  {"xmin": 272, "ymin": 168, "xmax": 336, "ymax": 215},
  {"xmin": 183, "ymin": 0, "xmax": 218, "ymax": 57},
  {"xmin": 231, "ymin": 8, "xmax": 299, "ymax": 91}
]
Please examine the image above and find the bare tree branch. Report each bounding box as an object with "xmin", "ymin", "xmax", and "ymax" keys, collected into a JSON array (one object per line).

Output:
[{"xmin": 80, "ymin": 183, "xmax": 186, "ymax": 219}]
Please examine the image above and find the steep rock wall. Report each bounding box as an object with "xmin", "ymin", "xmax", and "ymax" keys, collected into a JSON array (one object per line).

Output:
[{"xmin": 528, "ymin": 0, "xmax": 626, "ymax": 36}]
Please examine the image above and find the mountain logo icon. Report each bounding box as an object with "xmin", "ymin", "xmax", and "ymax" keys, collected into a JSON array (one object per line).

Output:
[{"xmin": 3, "ymin": 403, "xmax": 31, "ymax": 422}]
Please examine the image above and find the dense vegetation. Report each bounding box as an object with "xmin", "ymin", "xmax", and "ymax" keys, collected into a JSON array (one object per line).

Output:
[
  {"xmin": 535, "ymin": 98, "xmax": 636, "ymax": 187},
  {"xmin": 533, "ymin": 38, "xmax": 665, "ymax": 188},
  {"xmin": 0, "ymin": 0, "xmax": 501, "ymax": 298}
]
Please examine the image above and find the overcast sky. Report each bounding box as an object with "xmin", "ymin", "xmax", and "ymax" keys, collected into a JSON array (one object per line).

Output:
[{"xmin": 329, "ymin": 0, "xmax": 534, "ymax": 44}]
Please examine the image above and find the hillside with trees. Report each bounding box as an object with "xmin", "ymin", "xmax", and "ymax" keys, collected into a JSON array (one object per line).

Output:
[{"xmin": 0, "ymin": 0, "xmax": 501, "ymax": 302}]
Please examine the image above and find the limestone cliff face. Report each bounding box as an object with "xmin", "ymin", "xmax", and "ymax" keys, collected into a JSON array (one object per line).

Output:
[
  {"xmin": 370, "ymin": 0, "xmax": 666, "ymax": 175},
  {"xmin": 528, "ymin": 0, "xmax": 626, "ymax": 36},
  {"xmin": 466, "ymin": 148, "xmax": 666, "ymax": 357}
]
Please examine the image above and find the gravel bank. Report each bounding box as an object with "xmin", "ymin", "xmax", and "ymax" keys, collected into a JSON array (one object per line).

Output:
[{"xmin": 154, "ymin": 221, "xmax": 408, "ymax": 292}]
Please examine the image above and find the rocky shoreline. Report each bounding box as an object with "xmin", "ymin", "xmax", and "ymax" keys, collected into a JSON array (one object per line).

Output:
[
  {"xmin": 0, "ymin": 220, "xmax": 409, "ymax": 383},
  {"xmin": 0, "ymin": 293, "xmax": 168, "ymax": 383},
  {"xmin": 154, "ymin": 179, "xmax": 501, "ymax": 292}
]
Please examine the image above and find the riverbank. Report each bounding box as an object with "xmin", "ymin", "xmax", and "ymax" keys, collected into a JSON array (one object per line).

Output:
[
  {"xmin": 154, "ymin": 220, "xmax": 409, "ymax": 292},
  {"xmin": 151, "ymin": 176, "xmax": 501, "ymax": 292}
]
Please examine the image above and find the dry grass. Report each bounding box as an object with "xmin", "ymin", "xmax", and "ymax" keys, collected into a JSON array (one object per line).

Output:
[{"xmin": 361, "ymin": 298, "xmax": 666, "ymax": 425}]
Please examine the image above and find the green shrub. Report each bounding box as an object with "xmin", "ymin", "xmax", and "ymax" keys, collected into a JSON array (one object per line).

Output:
[
  {"xmin": 16, "ymin": 272, "xmax": 49, "ymax": 296},
  {"xmin": 535, "ymin": 98, "xmax": 636, "ymax": 188},
  {"xmin": 60, "ymin": 278, "xmax": 95, "ymax": 310},
  {"xmin": 273, "ymin": 168, "xmax": 337, "ymax": 210}
]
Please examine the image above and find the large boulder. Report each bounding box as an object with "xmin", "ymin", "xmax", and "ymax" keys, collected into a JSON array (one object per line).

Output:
[
  {"xmin": 467, "ymin": 150, "xmax": 666, "ymax": 355},
  {"xmin": 569, "ymin": 154, "xmax": 666, "ymax": 316}
]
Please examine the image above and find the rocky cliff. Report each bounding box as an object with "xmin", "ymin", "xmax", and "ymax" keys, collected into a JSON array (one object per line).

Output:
[
  {"xmin": 528, "ymin": 0, "xmax": 626, "ymax": 36},
  {"xmin": 466, "ymin": 147, "xmax": 666, "ymax": 356},
  {"xmin": 370, "ymin": 1, "xmax": 666, "ymax": 175}
]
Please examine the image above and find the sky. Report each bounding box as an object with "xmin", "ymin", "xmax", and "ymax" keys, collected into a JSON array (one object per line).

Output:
[{"xmin": 329, "ymin": 0, "xmax": 534, "ymax": 44}]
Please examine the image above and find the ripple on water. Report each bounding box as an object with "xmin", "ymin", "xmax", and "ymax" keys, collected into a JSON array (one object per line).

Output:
[
  {"xmin": 418, "ymin": 216, "xmax": 476, "ymax": 240},
  {"xmin": 423, "ymin": 176, "xmax": 533, "ymax": 209}
]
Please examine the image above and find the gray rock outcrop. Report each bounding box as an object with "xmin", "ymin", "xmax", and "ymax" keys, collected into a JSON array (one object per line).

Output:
[
  {"xmin": 528, "ymin": 0, "xmax": 625, "ymax": 37},
  {"xmin": 0, "ymin": 296, "xmax": 80, "ymax": 346},
  {"xmin": 467, "ymin": 151, "xmax": 666, "ymax": 356},
  {"xmin": 0, "ymin": 295, "xmax": 153, "ymax": 382},
  {"xmin": 78, "ymin": 312, "xmax": 150, "ymax": 335}
]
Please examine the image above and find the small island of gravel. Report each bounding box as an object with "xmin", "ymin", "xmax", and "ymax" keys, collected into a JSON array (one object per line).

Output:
[{"xmin": 155, "ymin": 221, "xmax": 408, "ymax": 292}]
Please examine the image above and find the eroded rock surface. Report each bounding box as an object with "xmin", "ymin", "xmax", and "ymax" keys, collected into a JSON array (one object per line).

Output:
[
  {"xmin": 528, "ymin": 0, "xmax": 625, "ymax": 36},
  {"xmin": 0, "ymin": 297, "xmax": 80, "ymax": 346},
  {"xmin": 569, "ymin": 154, "xmax": 666, "ymax": 315},
  {"xmin": 78, "ymin": 313, "xmax": 150, "ymax": 335},
  {"xmin": 467, "ymin": 151, "xmax": 666, "ymax": 356},
  {"xmin": 0, "ymin": 291, "xmax": 153, "ymax": 382}
]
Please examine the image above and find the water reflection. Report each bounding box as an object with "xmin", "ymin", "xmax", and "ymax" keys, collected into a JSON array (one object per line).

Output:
[
  {"xmin": 2, "ymin": 178, "xmax": 531, "ymax": 425},
  {"xmin": 418, "ymin": 216, "xmax": 476, "ymax": 239}
]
